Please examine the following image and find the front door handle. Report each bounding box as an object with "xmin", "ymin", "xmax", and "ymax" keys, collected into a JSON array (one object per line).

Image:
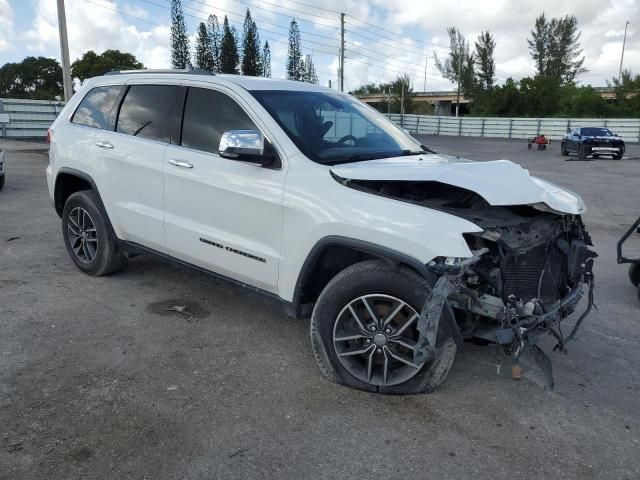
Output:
[
  {"xmin": 169, "ymin": 159, "xmax": 193, "ymax": 169},
  {"xmin": 95, "ymin": 140, "xmax": 114, "ymax": 149}
]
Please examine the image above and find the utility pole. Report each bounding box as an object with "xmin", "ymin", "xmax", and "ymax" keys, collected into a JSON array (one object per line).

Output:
[
  {"xmin": 423, "ymin": 55, "xmax": 428, "ymax": 92},
  {"xmin": 56, "ymin": 0, "xmax": 73, "ymax": 101},
  {"xmin": 400, "ymin": 81, "xmax": 405, "ymax": 126},
  {"xmin": 339, "ymin": 13, "xmax": 345, "ymax": 92},
  {"xmin": 387, "ymin": 86, "xmax": 391, "ymax": 115},
  {"xmin": 455, "ymin": 53, "xmax": 463, "ymax": 117},
  {"xmin": 618, "ymin": 21, "xmax": 630, "ymax": 82}
]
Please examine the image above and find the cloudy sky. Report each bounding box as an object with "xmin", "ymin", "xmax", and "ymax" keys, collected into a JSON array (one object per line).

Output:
[{"xmin": 0, "ymin": 0, "xmax": 637, "ymax": 91}]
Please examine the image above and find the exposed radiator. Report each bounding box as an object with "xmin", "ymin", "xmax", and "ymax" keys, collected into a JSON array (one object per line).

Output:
[{"xmin": 502, "ymin": 244, "xmax": 566, "ymax": 305}]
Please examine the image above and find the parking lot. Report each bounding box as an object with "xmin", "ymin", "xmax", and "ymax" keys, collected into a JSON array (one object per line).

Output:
[{"xmin": 1, "ymin": 136, "xmax": 639, "ymax": 479}]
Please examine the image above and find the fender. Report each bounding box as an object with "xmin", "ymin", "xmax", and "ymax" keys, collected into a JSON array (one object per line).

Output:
[
  {"xmin": 291, "ymin": 235, "xmax": 431, "ymax": 315},
  {"xmin": 290, "ymin": 236, "xmax": 463, "ymax": 344}
]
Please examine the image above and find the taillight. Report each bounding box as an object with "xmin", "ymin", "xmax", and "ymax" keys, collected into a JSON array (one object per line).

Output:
[{"xmin": 47, "ymin": 128, "xmax": 52, "ymax": 145}]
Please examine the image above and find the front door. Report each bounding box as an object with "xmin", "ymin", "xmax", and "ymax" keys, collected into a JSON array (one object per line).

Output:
[{"xmin": 163, "ymin": 86, "xmax": 285, "ymax": 293}]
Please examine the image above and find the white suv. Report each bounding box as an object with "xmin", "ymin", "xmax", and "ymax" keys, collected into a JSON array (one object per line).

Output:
[{"xmin": 47, "ymin": 70, "xmax": 596, "ymax": 394}]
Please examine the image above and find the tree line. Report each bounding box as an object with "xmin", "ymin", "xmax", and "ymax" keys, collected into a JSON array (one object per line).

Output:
[
  {"xmin": 0, "ymin": 50, "xmax": 144, "ymax": 99},
  {"xmin": 169, "ymin": 0, "xmax": 318, "ymax": 83},
  {"xmin": 0, "ymin": 0, "xmax": 321, "ymax": 99},
  {"xmin": 352, "ymin": 13, "xmax": 639, "ymax": 118}
]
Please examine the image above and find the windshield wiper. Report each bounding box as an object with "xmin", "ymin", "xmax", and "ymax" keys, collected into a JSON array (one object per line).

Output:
[
  {"xmin": 323, "ymin": 154, "xmax": 371, "ymax": 165},
  {"xmin": 323, "ymin": 150, "xmax": 430, "ymax": 165}
]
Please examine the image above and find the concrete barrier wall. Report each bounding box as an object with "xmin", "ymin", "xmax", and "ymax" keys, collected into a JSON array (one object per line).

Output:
[
  {"xmin": 0, "ymin": 98, "xmax": 65, "ymax": 138},
  {"xmin": 387, "ymin": 114, "xmax": 640, "ymax": 143}
]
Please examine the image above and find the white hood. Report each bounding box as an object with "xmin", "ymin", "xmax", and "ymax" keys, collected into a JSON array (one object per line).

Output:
[{"xmin": 330, "ymin": 154, "xmax": 586, "ymax": 215}]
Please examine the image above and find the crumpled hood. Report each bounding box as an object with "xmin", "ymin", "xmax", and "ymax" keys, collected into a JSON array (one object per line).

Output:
[{"xmin": 331, "ymin": 154, "xmax": 586, "ymax": 214}]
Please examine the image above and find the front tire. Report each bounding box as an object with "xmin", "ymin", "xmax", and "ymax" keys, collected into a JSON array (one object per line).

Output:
[
  {"xmin": 310, "ymin": 260, "xmax": 457, "ymax": 395},
  {"xmin": 578, "ymin": 144, "xmax": 587, "ymax": 161},
  {"xmin": 62, "ymin": 190, "xmax": 127, "ymax": 276},
  {"xmin": 561, "ymin": 142, "xmax": 569, "ymax": 156},
  {"xmin": 0, "ymin": 174, "xmax": 4, "ymax": 190}
]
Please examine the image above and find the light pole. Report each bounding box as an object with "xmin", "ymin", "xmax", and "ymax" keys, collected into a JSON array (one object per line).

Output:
[
  {"xmin": 618, "ymin": 21, "xmax": 630, "ymax": 82},
  {"xmin": 56, "ymin": 0, "xmax": 73, "ymax": 101}
]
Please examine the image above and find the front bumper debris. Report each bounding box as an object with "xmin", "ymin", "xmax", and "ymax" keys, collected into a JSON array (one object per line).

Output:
[{"xmin": 416, "ymin": 245, "xmax": 596, "ymax": 390}]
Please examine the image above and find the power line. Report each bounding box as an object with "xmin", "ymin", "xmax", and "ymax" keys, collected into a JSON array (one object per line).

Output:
[
  {"xmin": 136, "ymin": 0, "xmax": 340, "ymax": 54},
  {"xmin": 345, "ymin": 35, "xmax": 448, "ymax": 59},
  {"xmin": 266, "ymin": 0, "xmax": 341, "ymax": 15},
  {"xmin": 345, "ymin": 56, "xmax": 450, "ymax": 81},
  {"xmin": 225, "ymin": 0, "xmax": 338, "ymax": 26},
  {"xmin": 346, "ymin": 15, "xmax": 448, "ymax": 50},
  {"xmin": 345, "ymin": 42, "xmax": 443, "ymax": 75},
  {"xmin": 85, "ymin": 0, "xmax": 165, "ymax": 27},
  {"xmin": 346, "ymin": 17, "xmax": 450, "ymax": 51},
  {"xmin": 183, "ymin": 0, "xmax": 340, "ymax": 42}
]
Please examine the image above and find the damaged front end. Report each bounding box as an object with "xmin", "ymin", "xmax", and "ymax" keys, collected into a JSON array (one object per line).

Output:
[{"xmin": 347, "ymin": 179, "xmax": 598, "ymax": 389}]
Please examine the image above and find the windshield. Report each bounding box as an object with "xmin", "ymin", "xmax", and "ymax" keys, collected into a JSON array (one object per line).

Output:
[
  {"xmin": 581, "ymin": 127, "xmax": 614, "ymax": 137},
  {"xmin": 250, "ymin": 90, "xmax": 425, "ymax": 164}
]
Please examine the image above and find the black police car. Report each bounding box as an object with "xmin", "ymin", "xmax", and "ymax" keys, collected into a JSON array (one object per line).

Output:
[{"xmin": 561, "ymin": 127, "xmax": 625, "ymax": 160}]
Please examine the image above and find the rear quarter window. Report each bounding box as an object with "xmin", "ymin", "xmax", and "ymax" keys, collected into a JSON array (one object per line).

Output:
[{"xmin": 71, "ymin": 85, "xmax": 123, "ymax": 130}]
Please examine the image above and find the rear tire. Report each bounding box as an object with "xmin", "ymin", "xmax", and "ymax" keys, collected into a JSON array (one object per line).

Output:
[
  {"xmin": 560, "ymin": 142, "xmax": 569, "ymax": 156},
  {"xmin": 0, "ymin": 174, "xmax": 4, "ymax": 190},
  {"xmin": 629, "ymin": 264, "xmax": 640, "ymax": 287},
  {"xmin": 310, "ymin": 260, "xmax": 457, "ymax": 395},
  {"xmin": 62, "ymin": 190, "xmax": 127, "ymax": 276}
]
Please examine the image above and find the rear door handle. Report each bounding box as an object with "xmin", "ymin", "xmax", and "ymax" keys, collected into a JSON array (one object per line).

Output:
[
  {"xmin": 169, "ymin": 159, "xmax": 193, "ymax": 169},
  {"xmin": 95, "ymin": 140, "xmax": 114, "ymax": 149}
]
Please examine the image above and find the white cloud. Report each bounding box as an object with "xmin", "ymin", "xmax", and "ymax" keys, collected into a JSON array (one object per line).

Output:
[
  {"xmin": 22, "ymin": 0, "xmax": 170, "ymax": 68},
  {"xmin": 0, "ymin": 0, "xmax": 14, "ymax": 52}
]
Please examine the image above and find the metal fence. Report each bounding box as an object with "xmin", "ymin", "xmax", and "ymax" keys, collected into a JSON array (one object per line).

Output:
[
  {"xmin": 387, "ymin": 114, "xmax": 640, "ymax": 143},
  {"xmin": 0, "ymin": 98, "xmax": 65, "ymax": 138},
  {"xmin": 2, "ymin": 97, "xmax": 639, "ymax": 144}
]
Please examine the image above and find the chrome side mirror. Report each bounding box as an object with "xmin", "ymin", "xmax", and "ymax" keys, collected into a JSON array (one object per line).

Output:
[{"xmin": 219, "ymin": 130, "xmax": 264, "ymax": 158}]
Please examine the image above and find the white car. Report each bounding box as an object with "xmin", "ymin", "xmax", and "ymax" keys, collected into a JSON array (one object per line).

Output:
[{"xmin": 47, "ymin": 70, "xmax": 596, "ymax": 394}]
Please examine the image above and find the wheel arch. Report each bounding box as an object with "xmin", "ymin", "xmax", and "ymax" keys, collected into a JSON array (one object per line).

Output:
[
  {"xmin": 290, "ymin": 236, "xmax": 430, "ymax": 318},
  {"xmin": 54, "ymin": 168, "xmax": 118, "ymax": 239},
  {"xmin": 54, "ymin": 168, "xmax": 97, "ymax": 216}
]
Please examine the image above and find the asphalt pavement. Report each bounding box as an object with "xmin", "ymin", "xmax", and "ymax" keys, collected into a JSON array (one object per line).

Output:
[{"xmin": 1, "ymin": 136, "xmax": 638, "ymax": 479}]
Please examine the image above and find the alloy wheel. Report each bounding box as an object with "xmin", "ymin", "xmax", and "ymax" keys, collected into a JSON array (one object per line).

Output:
[
  {"xmin": 67, "ymin": 206, "xmax": 99, "ymax": 263},
  {"xmin": 333, "ymin": 294, "xmax": 424, "ymax": 386}
]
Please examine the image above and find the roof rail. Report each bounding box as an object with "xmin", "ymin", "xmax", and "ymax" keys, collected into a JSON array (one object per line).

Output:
[{"xmin": 105, "ymin": 68, "xmax": 215, "ymax": 76}]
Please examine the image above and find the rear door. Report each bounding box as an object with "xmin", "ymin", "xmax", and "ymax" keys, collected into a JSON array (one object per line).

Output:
[
  {"xmin": 163, "ymin": 85, "xmax": 285, "ymax": 293},
  {"xmin": 93, "ymin": 83, "xmax": 179, "ymax": 252},
  {"xmin": 60, "ymin": 84, "xmax": 124, "ymax": 190}
]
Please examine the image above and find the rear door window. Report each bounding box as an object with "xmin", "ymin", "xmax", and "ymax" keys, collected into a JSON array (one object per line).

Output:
[
  {"xmin": 71, "ymin": 85, "xmax": 123, "ymax": 130},
  {"xmin": 181, "ymin": 87, "xmax": 257, "ymax": 154},
  {"xmin": 116, "ymin": 85, "xmax": 177, "ymax": 143}
]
